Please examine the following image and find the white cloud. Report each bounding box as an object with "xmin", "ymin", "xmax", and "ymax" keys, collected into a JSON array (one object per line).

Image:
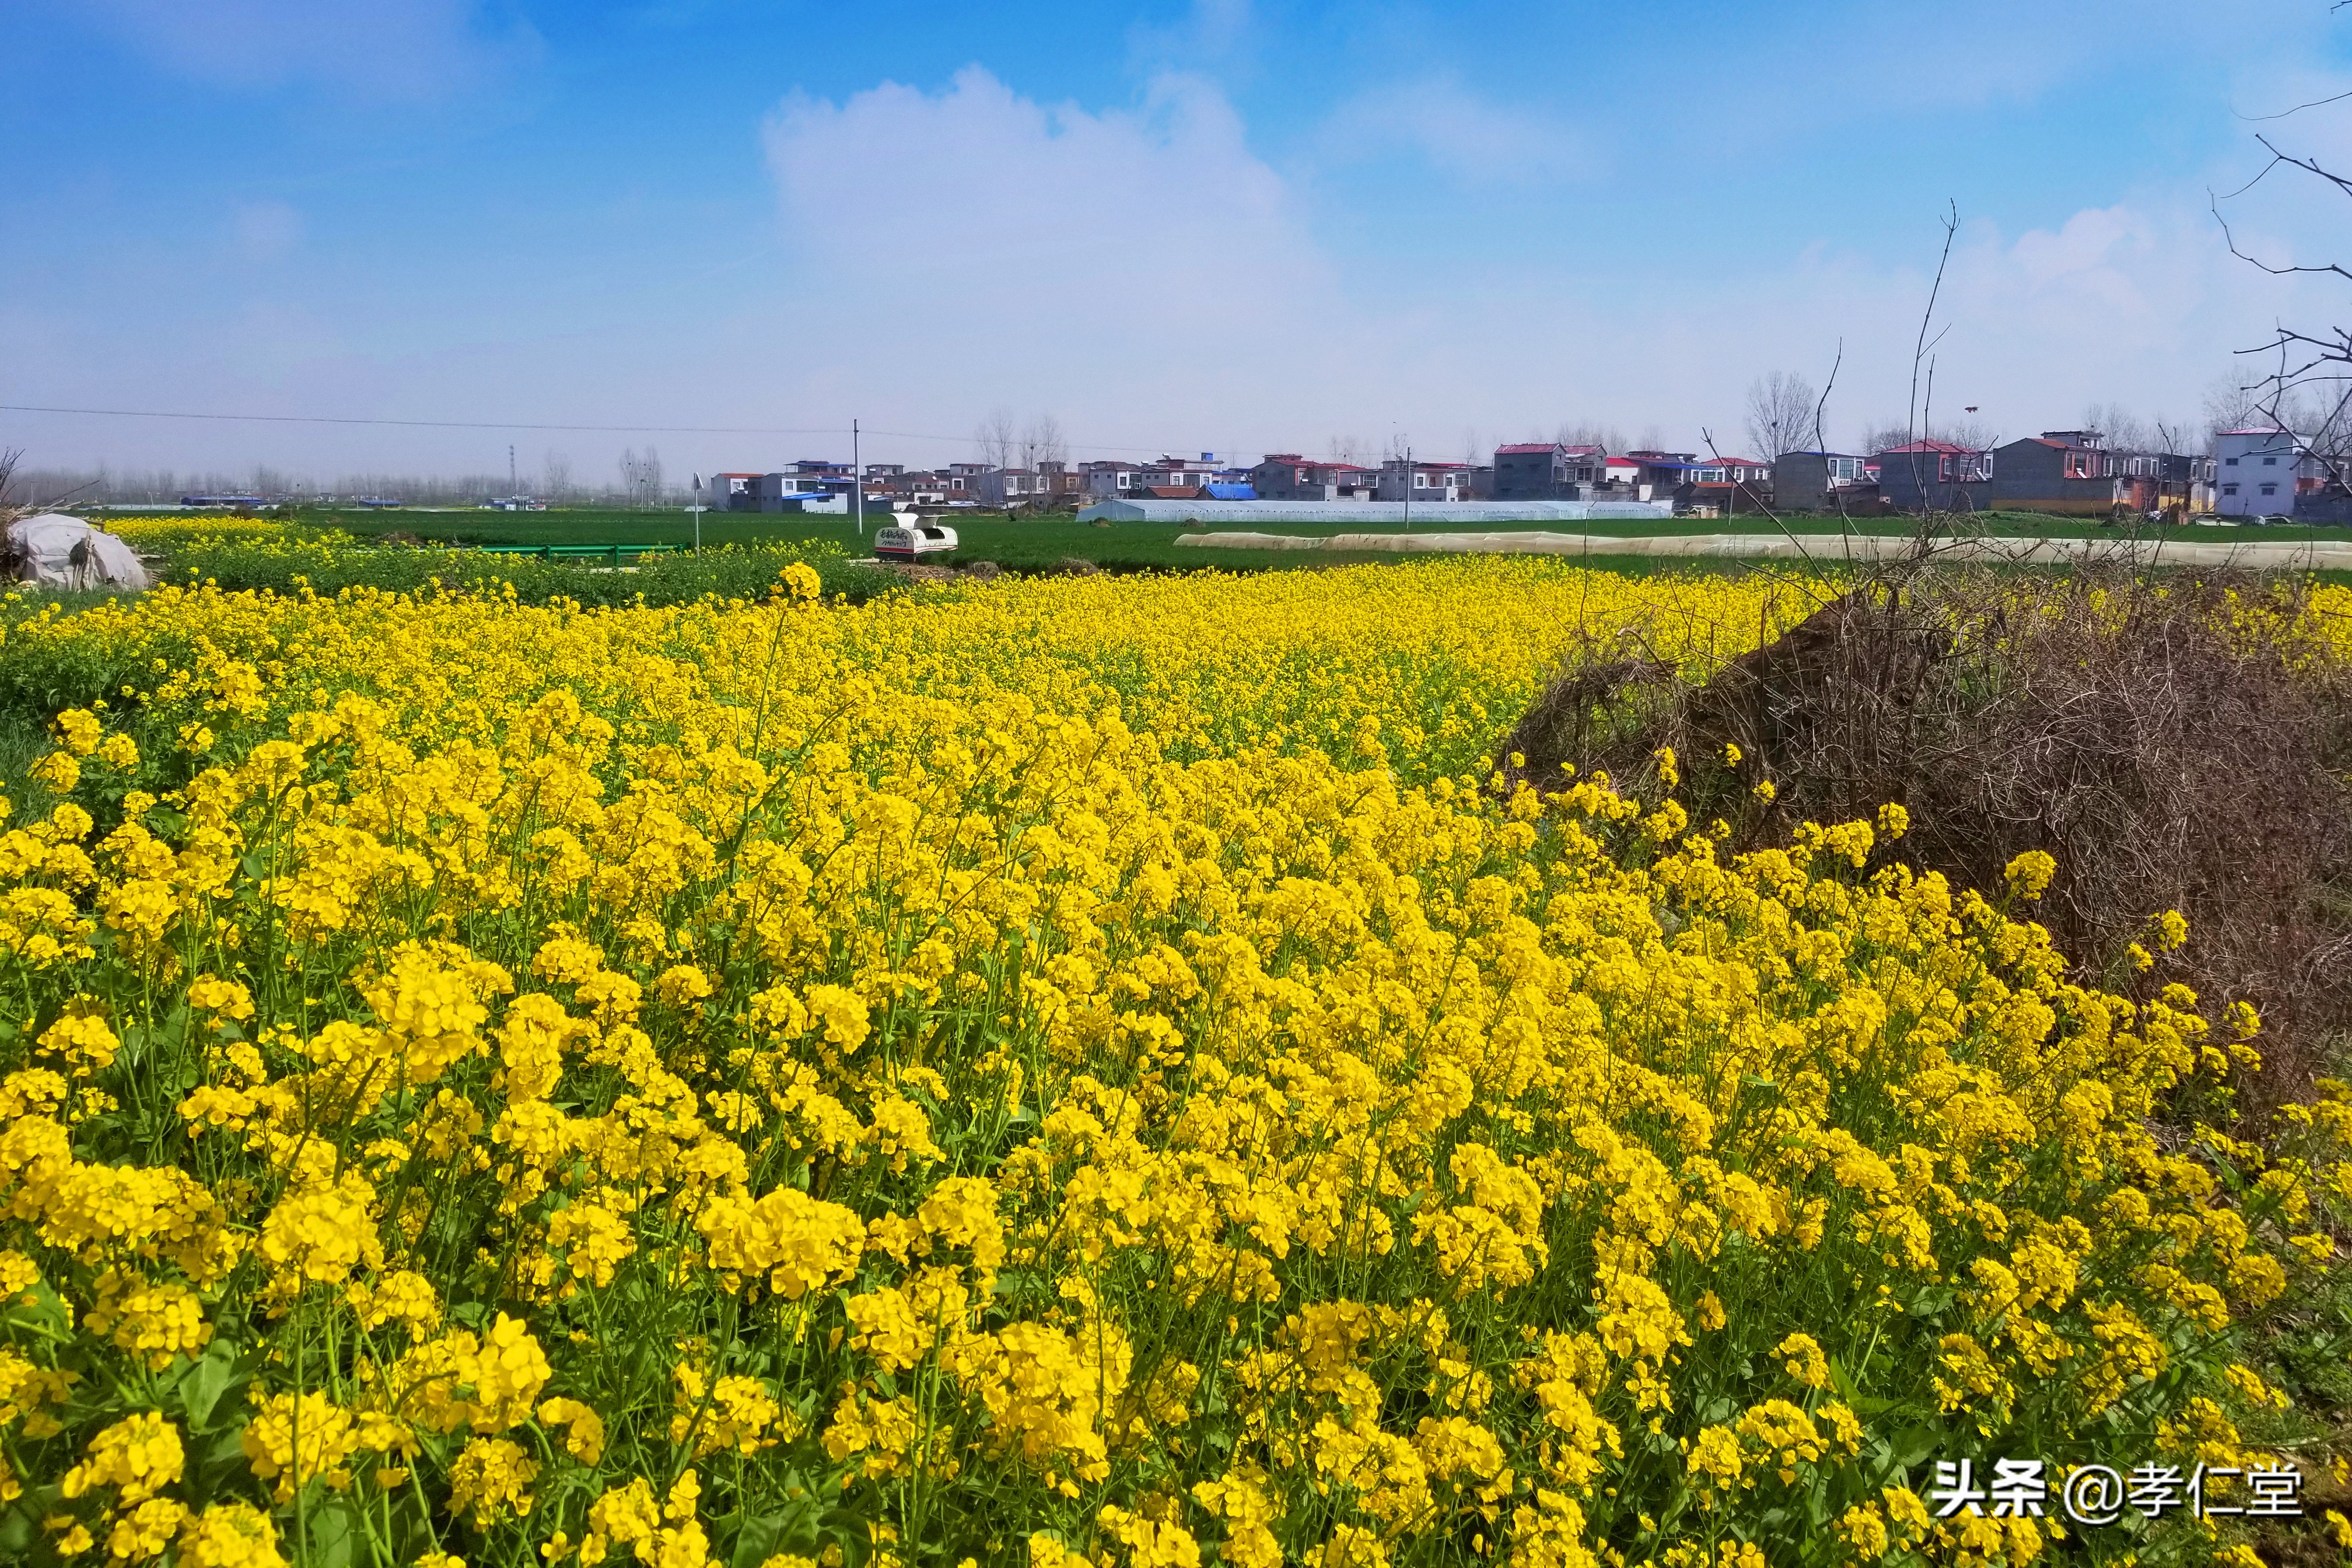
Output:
[
  {"xmin": 61, "ymin": 0, "xmax": 532, "ymax": 98},
  {"xmin": 1625, "ymin": 197, "xmax": 2319, "ymax": 450},
  {"xmin": 10, "ymin": 51, "xmax": 2324, "ymax": 478},
  {"xmin": 760, "ymin": 67, "xmax": 1352, "ymax": 452},
  {"xmin": 755, "ymin": 65, "xmax": 2298, "ymax": 461}
]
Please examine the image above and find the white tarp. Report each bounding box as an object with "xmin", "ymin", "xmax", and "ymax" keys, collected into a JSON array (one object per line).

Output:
[
  {"xmin": 1076, "ymin": 498, "xmax": 1676, "ymax": 524},
  {"xmin": 5, "ymin": 514, "xmax": 153, "ymax": 591},
  {"xmin": 1168, "ymin": 529, "xmax": 2352, "ymax": 570}
]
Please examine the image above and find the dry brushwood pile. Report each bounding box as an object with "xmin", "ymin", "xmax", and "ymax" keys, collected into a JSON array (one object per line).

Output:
[
  {"xmin": 1499, "ymin": 570, "xmax": 2352, "ymax": 1112},
  {"xmin": 0, "ymin": 558, "xmax": 2342, "ymax": 1568}
]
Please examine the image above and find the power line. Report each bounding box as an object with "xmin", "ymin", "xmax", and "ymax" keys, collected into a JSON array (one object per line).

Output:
[{"xmin": 0, "ymin": 402, "xmax": 1231, "ymax": 457}]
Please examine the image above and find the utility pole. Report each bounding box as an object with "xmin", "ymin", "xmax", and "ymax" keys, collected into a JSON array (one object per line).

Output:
[
  {"xmin": 508, "ymin": 444, "xmax": 517, "ymax": 500},
  {"xmin": 1404, "ymin": 439, "xmax": 1412, "ymax": 531},
  {"xmin": 853, "ymin": 418, "xmax": 864, "ymax": 540},
  {"xmin": 689, "ymin": 473, "xmax": 705, "ymax": 555}
]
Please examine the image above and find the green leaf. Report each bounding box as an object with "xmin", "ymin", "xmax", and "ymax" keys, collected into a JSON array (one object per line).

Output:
[
  {"xmin": 729, "ymin": 1513, "xmax": 786, "ymax": 1568},
  {"xmin": 0, "ymin": 1499, "xmax": 37, "ymax": 1560},
  {"xmin": 1889, "ymin": 1424, "xmax": 1940, "ymax": 1472},
  {"xmin": 175, "ymin": 1337, "xmax": 244, "ymax": 1432},
  {"xmin": 299, "ymin": 1494, "xmax": 363, "ymax": 1568}
]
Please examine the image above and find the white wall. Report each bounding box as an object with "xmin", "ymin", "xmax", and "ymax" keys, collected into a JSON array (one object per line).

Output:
[{"xmin": 2214, "ymin": 430, "xmax": 2298, "ymax": 517}]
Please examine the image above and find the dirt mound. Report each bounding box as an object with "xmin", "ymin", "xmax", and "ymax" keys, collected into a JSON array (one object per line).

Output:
[{"xmin": 1500, "ymin": 573, "xmax": 2352, "ymax": 1111}]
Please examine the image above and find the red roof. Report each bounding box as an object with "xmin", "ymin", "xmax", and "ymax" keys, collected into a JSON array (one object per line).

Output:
[
  {"xmin": 1874, "ymin": 439, "xmax": 1979, "ymax": 456},
  {"xmin": 1602, "ymin": 455, "xmax": 1640, "ymax": 466},
  {"xmin": 1496, "ymin": 443, "xmax": 1558, "ymax": 454}
]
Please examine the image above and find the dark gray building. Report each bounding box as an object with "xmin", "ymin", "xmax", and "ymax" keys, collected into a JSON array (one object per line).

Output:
[
  {"xmin": 1491, "ymin": 442, "xmax": 1605, "ymax": 499},
  {"xmin": 1872, "ymin": 440, "xmax": 1992, "ymax": 512},
  {"xmin": 1770, "ymin": 452, "xmax": 1877, "ymax": 512},
  {"xmin": 1986, "ymin": 434, "xmax": 2126, "ymax": 515},
  {"xmin": 1252, "ymin": 454, "xmax": 1328, "ymax": 500}
]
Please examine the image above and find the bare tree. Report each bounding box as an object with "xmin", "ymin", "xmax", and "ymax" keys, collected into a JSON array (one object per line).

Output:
[
  {"xmin": 1744, "ymin": 372, "xmax": 1817, "ymax": 460},
  {"xmin": 617, "ymin": 447, "xmax": 667, "ymax": 508},
  {"xmin": 974, "ymin": 408, "xmax": 1017, "ymax": 470},
  {"xmin": 542, "ymin": 452, "xmax": 573, "ymax": 501},
  {"xmin": 1556, "ymin": 421, "xmax": 1626, "ymax": 453},
  {"xmin": 1019, "ymin": 414, "xmax": 1067, "ymax": 470},
  {"xmin": 1941, "ymin": 416, "xmax": 1998, "ymax": 453},
  {"xmin": 1859, "ymin": 421, "xmax": 1913, "ymax": 456},
  {"xmin": 2079, "ymin": 402, "xmax": 2153, "ymax": 452},
  {"xmin": 2200, "ymin": 373, "xmax": 2270, "ymax": 450},
  {"xmin": 0, "ymin": 447, "xmax": 21, "ymax": 512},
  {"xmin": 2212, "ymin": 124, "xmax": 2352, "ymax": 492}
]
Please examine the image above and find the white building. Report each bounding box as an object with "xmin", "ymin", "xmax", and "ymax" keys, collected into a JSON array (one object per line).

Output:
[{"xmin": 2214, "ymin": 428, "xmax": 2308, "ymax": 519}]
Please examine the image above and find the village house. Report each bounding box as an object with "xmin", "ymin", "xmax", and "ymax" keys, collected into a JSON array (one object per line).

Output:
[
  {"xmin": 972, "ymin": 467, "xmax": 1040, "ymax": 507},
  {"xmin": 1625, "ymin": 450, "xmax": 1699, "ymax": 501},
  {"xmin": 969, "ymin": 460, "xmax": 1087, "ymax": 508},
  {"xmin": 1770, "ymin": 451, "xmax": 1878, "ymax": 512},
  {"xmin": 1034, "ymin": 460, "xmax": 1088, "ymax": 505},
  {"xmin": 1684, "ymin": 456, "xmax": 1773, "ymax": 513},
  {"xmin": 708, "ymin": 472, "xmax": 765, "ymax": 511},
  {"xmin": 1871, "ymin": 440, "xmax": 1993, "ymax": 512},
  {"xmin": 708, "ymin": 471, "xmax": 843, "ymax": 512},
  {"xmin": 2213, "ymin": 428, "xmax": 2313, "ymax": 519},
  {"xmin": 1082, "ymin": 455, "xmax": 1222, "ymax": 499},
  {"xmin": 1249, "ymin": 455, "xmax": 1378, "ymax": 499},
  {"xmin": 1985, "ymin": 432, "xmax": 2146, "ymax": 515},
  {"xmin": 1490, "ymin": 442, "xmax": 1606, "ymax": 499},
  {"xmin": 1248, "ymin": 455, "xmax": 1318, "ymax": 499},
  {"xmin": 1374, "ymin": 457, "xmax": 1484, "ymax": 503},
  {"xmin": 1597, "ymin": 454, "xmax": 1642, "ymax": 491}
]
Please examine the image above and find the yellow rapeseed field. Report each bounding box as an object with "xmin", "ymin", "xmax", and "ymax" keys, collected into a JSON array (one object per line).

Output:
[{"xmin": 0, "ymin": 558, "xmax": 2342, "ymax": 1568}]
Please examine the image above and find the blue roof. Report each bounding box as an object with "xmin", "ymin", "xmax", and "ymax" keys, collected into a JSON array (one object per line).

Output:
[{"xmin": 1203, "ymin": 483, "xmax": 1257, "ymax": 500}]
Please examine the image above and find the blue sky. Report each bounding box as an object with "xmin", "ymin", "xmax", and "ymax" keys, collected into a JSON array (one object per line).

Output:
[{"xmin": 7, "ymin": 0, "xmax": 2352, "ymax": 482}]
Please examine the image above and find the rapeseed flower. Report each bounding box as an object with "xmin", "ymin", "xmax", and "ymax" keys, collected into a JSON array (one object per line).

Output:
[{"xmin": 0, "ymin": 559, "xmax": 2330, "ymax": 1567}]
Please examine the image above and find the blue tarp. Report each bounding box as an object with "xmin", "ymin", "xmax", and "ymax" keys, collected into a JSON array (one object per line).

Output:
[{"xmin": 1202, "ymin": 483, "xmax": 1257, "ymax": 500}]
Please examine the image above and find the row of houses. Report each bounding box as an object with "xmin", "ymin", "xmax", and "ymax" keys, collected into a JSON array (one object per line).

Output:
[
  {"xmin": 708, "ymin": 427, "xmax": 2320, "ymax": 520},
  {"xmin": 1818, "ymin": 433, "xmax": 2228, "ymax": 517},
  {"xmin": 1489, "ymin": 433, "xmax": 2241, "ymax": 517},
  {"xmin": 701, "ymin": 459, "xmax": 1080, "ymax": 512}
]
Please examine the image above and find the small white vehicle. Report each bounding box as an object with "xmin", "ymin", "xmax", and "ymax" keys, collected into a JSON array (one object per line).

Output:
[{"xmin": 874, "ymin": 522, "xmax": 958, "ymax": 562}]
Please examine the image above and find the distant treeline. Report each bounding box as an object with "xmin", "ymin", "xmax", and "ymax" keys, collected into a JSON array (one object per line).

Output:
[{"xmin": 5, "ymin": 464, "xmax": 691, "ymax": 509}]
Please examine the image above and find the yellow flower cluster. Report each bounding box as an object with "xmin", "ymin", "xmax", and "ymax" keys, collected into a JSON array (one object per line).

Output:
[
  {"xmin": 0, "ymin": 558, "xmax": 2336, "ymax": 1568},
  {"xmin": 100, "ymin": 514, "xmax": 285, "ymax": 544}
]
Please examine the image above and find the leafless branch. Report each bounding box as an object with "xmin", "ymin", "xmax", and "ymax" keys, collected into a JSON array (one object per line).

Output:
[{"xmin": 2236, "ymin": 86, "xmax": 2352, "ymax": 123}]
